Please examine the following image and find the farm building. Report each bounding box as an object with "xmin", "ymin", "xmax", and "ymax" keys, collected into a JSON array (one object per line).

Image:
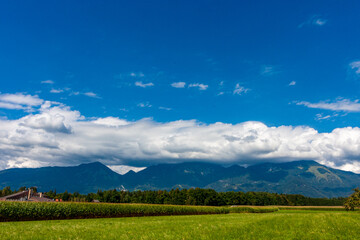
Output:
[{"xmin": 0, "ymin": 188, "xmax": 54, "ymax": 202}]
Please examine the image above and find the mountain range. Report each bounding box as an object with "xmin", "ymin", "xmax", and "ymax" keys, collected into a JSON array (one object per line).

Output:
[{"xmin": 0, "ymin": 160, "xmax": 359, "ymax": 198}]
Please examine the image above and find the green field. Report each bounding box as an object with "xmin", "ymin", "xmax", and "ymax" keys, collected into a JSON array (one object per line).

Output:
[{"xmin": 1, "ymin": 210, "xmax": 359, "ymax": 240}]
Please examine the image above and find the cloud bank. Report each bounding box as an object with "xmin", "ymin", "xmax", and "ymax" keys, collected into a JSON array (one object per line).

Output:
[{"xmin": 1, "ymin": 94, "xmax": 360, "ymax": 173}]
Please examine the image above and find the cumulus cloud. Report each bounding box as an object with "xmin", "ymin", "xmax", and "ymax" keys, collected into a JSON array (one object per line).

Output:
[
  {"xmin": 189, "ymin": 83, "xmax": 208, "ymax": 90},
  {"xmin": 92, "ymin": 117, "xmax": 129, "ymax": 127},
  {"xmin": 233, "ymin": 84, "xmax": 250, "ymax": 95},
  {"xmin": 135, "ymin": 81, "xmax": 154, "ymax": 88},
  {"xmin": 1, "ymin": 96, "xmax": 360, "ymax": 173},
  {"xmin": 296, "ymin": 99, "xmax": 360, "ymax": 112},
  {"xmin": 171, "ymin": 82, "xmax": 186, "ymax": 88}
]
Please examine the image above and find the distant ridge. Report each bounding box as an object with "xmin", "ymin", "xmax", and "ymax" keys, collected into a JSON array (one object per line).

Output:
[{"xmin": 0, "ymin": 160, "xmax": 359, "ymax": 197}]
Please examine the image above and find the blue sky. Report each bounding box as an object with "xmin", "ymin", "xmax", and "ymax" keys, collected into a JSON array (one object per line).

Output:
[{"xmin": 1, "ymin": 1, "xmax": 360, "ymax": 172}]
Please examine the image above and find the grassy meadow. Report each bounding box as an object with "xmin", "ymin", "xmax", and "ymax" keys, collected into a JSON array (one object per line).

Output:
[{"xmin": 1, "ymin": 209, "xmax": 360, "ymax": 240}]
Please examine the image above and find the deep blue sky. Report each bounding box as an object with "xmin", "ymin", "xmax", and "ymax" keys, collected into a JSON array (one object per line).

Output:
[{"xmin": 1, "ymin": 0, "xmax": 360, "ymax": 132}]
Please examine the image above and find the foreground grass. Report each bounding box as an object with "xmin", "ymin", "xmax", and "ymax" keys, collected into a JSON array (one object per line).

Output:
[{"xmin": 1, "ymin": 210, "xmax": 360, "ymax": 240}]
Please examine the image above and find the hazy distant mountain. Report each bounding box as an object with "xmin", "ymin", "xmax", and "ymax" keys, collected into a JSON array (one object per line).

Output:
[{"xmin": 0, "ymin": 160, "xmax": 359, "ymax": 197}]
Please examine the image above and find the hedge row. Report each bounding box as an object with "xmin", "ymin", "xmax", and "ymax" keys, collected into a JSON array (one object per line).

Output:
[
  {"xmin": 229, "ymin": 206, "xmax": 279, "ymax": 213},
  {"xmin": 0, "ymin": 201, "xmax": 229, "ymax": 222}
]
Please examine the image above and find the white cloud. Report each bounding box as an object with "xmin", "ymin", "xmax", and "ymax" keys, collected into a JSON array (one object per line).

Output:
[
  {"xmin": 289, "ymin": 81, "xmax": 296, "ymax": 86},
  {"xmin": 189, "ymin": 83, "xmax": 208, "ymax": 90},
  {"xmin": 107, "ymin": 165, "xmax": 146, "ymax": 175},
  {"xmin": 41, "ymin": 80, "xmax": 54, "ymax": 84},
  {"xmin": 135, "ymin": 81, "xmax": 154, "ymax": 88},
  {"xmin": 137, "ymin": 102, "xmax": 152, "ymax": 108},
  {"xmin": 70, "ymin": 91, "xmax": 80, "ymax": 96},
  {"xmin": 83, "ymin": 92, "xmax": 101, "ymax": 99},
  {"xmin": 349, "ymin": 61, "xmax": 360, "ymax": 75},
  {"xmin": 233, "ymin": 84, "xmax": 250, "ymax": 95},
  {"xmin": 171, "ymin": 82, "xmax": 186, "ymax": 88},
  {"xmin": 260, "ymin": 65, "xmax": 280, "ymax": 76},
  {"xmin": 0, "ymin": 93, "xmax": 44, "ymax": 111},
  {"xmin": 0, "ymin": 102, "xmax": 25, "ymax": 110},
  {"xmin": 296, "ymin": 99, "xmax": 360, "ymax": 112},
  {"xmin": 2, "ymin": 95, "xmax": 360, "ymax": 173},
  {"xmin": 299, "ymin": 15, "xmax": 328, "ymax": 28},
  {"xmin": 159, "ymin": 106, "xmax": 172, "ymax": 111},
  {"xmin": 130, "ymin": 72, "xmax": 145, "ymax": 78},
  {"xmin": 315, "ymin": 113, "xmax": 331, "ymax": 121},
  {"xmin": 50, "ymin": 89, "xmax": 64, "ymax": 94},
  {"xmin": 0, "ymin": 93, "xmax": 43, "ymax": 106},
  {"xmin": 92, "ymin": 117, "xmax": 129, "ymax": 127},
  {"xmin": 314, "ymin": 18, "xmax": 327, "ymax": 26}
]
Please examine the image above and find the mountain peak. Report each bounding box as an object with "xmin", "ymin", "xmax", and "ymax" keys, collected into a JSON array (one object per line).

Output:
[{"xmin": 78, "ymin": 161, "xmax": 110, "ymax": 170}]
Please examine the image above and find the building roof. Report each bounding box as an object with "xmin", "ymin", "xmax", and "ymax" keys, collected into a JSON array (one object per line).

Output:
[
  {"xmin": 0, "ymin": 190, "xmax": 28, "ymax": 201},
  {"xmin": 0, "ymin": 189, "xmax": 54, "ymax": 202}
]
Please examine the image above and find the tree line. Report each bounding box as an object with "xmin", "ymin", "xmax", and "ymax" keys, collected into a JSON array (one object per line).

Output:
[{"xmin": 0, "ymin": 186, "xmax": 345, "ymax": 206}]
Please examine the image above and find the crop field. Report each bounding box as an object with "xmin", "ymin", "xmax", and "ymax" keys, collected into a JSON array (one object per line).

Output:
[
  {"xmin": 0, "ymin": 201, "xmax": 279, "ymax": 221},
  {"xmin": 1, "ymin": 209, "xmax": 360, "ymax": 240}
]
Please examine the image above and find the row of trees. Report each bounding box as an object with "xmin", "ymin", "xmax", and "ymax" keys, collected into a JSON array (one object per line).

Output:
[{"xmin": 0, "ymin": 186, "xmax": 345, "ymax": 206}]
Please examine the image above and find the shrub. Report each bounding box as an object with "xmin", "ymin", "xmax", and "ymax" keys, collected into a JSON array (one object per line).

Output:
[{"xmin": 344, "ymin": 188, "xmax": 360, "ymax": 211}]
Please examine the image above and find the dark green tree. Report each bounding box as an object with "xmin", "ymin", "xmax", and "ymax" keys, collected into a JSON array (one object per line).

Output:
[{"xmin": 344, "ymin": 188, "xmax": 360, "ymax": 211}]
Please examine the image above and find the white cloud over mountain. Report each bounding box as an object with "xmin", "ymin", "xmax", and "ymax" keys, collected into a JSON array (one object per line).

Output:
[{"xmin": 1, "ymin": 94, "xmax": 360, "ymax": 173}]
